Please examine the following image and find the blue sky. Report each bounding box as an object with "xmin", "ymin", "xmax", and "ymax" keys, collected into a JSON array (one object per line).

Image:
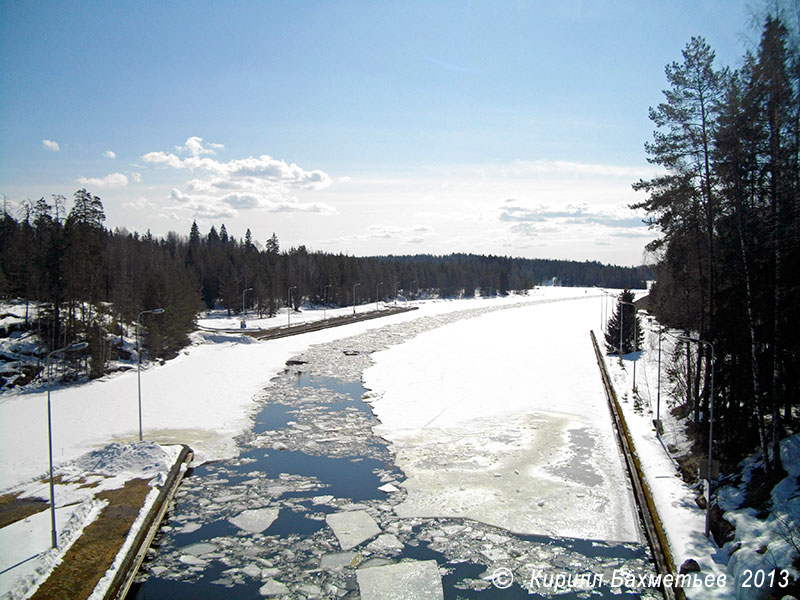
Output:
[{"xmin": 1, "ymin": 1, "xmax": 755, "ymax": 265}]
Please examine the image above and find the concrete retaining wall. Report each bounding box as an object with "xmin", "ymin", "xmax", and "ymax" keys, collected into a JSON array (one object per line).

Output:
[
  {"xmin": 590, "ymin": 331, "xmax": 683, "ymax": 600},
  {"xmin": 102, "ymin": 444, "xmax": 194, "ymax": 600}
]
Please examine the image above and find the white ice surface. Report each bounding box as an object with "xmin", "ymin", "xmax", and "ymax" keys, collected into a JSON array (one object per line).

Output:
[
  {"xmin": 0, "ymin": 289, "xmax": 624, "ymax": 598},
  {"xmin": 363, "ymin": 294, "xmax": 640, "ymax": 541},
  {"xmin": 357, "ymin": 560, "xmax": 444, "ymax": 600},
  {"xmin": 228, "ymin": 507, "xmax": 280, "ymax": 534},
  {"xmin": 326, "ymin": 510, "xmax": 382, "ymax": 550},
  {"xmin": 0, "ymin": 294, "xmax": 549, "ymax": 493}
]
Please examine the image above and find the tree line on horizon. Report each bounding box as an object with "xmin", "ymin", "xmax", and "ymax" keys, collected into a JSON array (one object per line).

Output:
[
  {"xmin": 0, "ymin": 192, "xmax": 648, "ymax": 381},
  {"xmin": 633, "ymin": 16, "xmax": 799, "ymax": 470}
]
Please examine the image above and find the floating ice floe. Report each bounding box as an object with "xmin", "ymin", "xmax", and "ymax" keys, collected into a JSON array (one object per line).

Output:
[
  {"xmin": 258, "ymin": 577, "xmax": 289, "ymax": 597},
  {"xmin": 356, "ymin": 560, "xmax": 444, "ymax": 600},
  {"xmin": 366, "ymin": 533, "xmax": 404, "ymax": 554},
  {"xmin": 326, "ymin": 510, "xmax": 381, "ymax": 550},
  {"xmin": 229, "ymin": 507, "xmax": 280, "ymax": 533}
]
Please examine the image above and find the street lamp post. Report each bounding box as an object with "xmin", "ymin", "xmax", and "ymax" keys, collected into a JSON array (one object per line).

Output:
[
  {"xmin": 287, "ymin": 286, "xmax": 297, "ymax": 328},
  {"xmin": 137, "ymin": 308, "xmax": 165, "ymax": 442},
  {"xmin": 620, "ymin": 300, "xmax": 638, "ymax": 390},
  {"xmin": 394, "ymin": 281, "xmax": 399, "ymax": 307},
  {"xmin": 410, "ymin": 280, "xmax": 416, "ymax": 302},
  {"xmin": 323, "ymin": 284, "xmax": 332, "ymax": 320},
  {"xmin": 46, "ymin": 341, "xmax": 88, "ymax": 549},
  {"xmin": 242, "ymin": 287, "xmax": 253, "ymax": 318},
  {"xmin": 656, "ymin": 325, "xmax": 665, "ymax": 428},
  {"xmin": 376, "ymin": 281, "xmax": 383, "ymax": 311},
  {"xmin": 679, "ymin": 335, "xmax": 716, "ymax": 538},
  {"xmin": 352, "ymin": 282, "xmax": 360, "ymax": 315}
]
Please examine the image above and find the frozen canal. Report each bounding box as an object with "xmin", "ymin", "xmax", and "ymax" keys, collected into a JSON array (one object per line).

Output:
[{"xmin": 129, "ymin": 296, "xmax": 660, "ymax": 599}]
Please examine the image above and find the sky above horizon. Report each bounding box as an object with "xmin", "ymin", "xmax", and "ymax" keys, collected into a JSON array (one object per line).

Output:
[{"xmin": 1, "ymin": 1, "xmax": 759, "ymax": 266}]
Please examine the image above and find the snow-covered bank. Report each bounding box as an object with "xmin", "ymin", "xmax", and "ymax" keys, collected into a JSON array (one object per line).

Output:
[
  {"xmin": 602, "ymin": 307, "xmax": 800, "ymax": 599},
  {"xmin": 0, "ymin": 442, "xmax": 183, "ymax": 600},
  {"xmin": 363, "ymin": 294, "xmax": 640, "ymax": 541},
  {"xmin": 0, "ymin": 291, "xmax": 567, "ymax": 493}
]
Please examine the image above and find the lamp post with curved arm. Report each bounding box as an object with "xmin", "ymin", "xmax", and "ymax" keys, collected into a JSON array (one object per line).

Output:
[
  {"xmin": 619, "ymin": 300, "xmax": 638, "ymax": 389},
  {"xmin": 678, "ymin": 335, "xmax": 716, "ymax": 538},
  {"xmin": 323, "ymin": 284, "xmax": 332, "ymax": 320},
  {"xmin": 352, "ymin": 282, "xmax": 360, "ymax": 315},
  {"xmin": 242, "ymin": 287, "xmax": 253, "ymax": 318},
  {"xmin": 47, "ymin": 341, "xmax": 88, "ymax": 548},
  {"xmin": 287, "ymin": 286, "xmax": 297, "ymax": 328},
  {"xmin": 137, "ymin": 308, "xmax": 164, "ymax": 442}
]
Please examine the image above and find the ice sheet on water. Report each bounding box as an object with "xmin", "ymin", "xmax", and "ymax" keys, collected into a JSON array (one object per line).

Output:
[
  {"xmin": 356, "ymin": 560, "xmax": 444, "ymax": 600},
  {"xmin": 366, "ymin": 533, "xmax": 404, "ymax": 554},
  {"xmin": 258, "ymin": 578, "xmax": 289, "ymax": 596},
  {"xmin": 229, "ymin": 507, "xmax": 280, "ymax": 533},
  {"xmin": 326, "ymin": 510, "xmax": 381, "ymax": 550}
]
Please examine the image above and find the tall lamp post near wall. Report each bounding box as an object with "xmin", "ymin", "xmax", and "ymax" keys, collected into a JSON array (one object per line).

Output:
[
  {"xmin": 47, "ymin": 341, "xmax": 88, "ymax": 549},
  {"xmin": 376, "ymin": 281, "xmax": 383, "ymax": 311},
  {"xmin": 287, "ymin": 286, "xmax": 297, "ymax": 328},
  {"xmin": 323, "ymin": 284, "xmax": 332, "ymax": 320},
  {"xmin": 679, "ymin": 335, "xmax": 716, "ymax": 538},
  {"xmin": 137, "ymin": 308, "xmax": 164, "ymax": 442},
  {"xmin": 655, "ymin": 325, "xmax": 667, "ymax": 429},
  {"xmin": 352, "ymin": 282, "xmax": 360, "ymax": 315},
  {"xmin": 242, "ymin": 287, "xmax": 253, "ymax": 319}
]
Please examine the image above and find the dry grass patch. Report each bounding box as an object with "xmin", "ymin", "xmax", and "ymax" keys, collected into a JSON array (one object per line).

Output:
[
  {"xmin": 0, "ymin": 492, "xmax": 49, "ymax": 529},
  {"xmin": 30, "ymin": 478, "xmax": 154, "ymax": 600}
]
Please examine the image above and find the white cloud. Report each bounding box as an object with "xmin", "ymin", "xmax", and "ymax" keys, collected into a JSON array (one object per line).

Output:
[
  {"xmin": 103, "ymin": 150, "xmax": 117, "ymax": 159},
  {"xmin": 176, "ymin": 136, "xmax": 224, "ymax": 156},
  {"xmin": 141, "ymin": 138, "xmax": 336, "ymax": 220},
  {"xmin": 42, "ymin": 139, "xmax": 60, "ymax": 152},
  {"xmin": 498, "ymin": 199, "xmax": 645, "ymax": 229},
  {"xmin": 76, "ymin": 172, "xmax": 129, "ymax": 188},
  {"xmin": 502, "ymin": 159, "xmax": 661, "ymax": 179},
  {"xmin": 321, "ymin": 224, "xmax": 434, "ymax": 246}
]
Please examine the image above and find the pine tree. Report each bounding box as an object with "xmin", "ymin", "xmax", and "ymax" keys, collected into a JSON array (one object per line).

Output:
[
  {"xmin": 244, "ymin": 228, "xmax": 255, "ymax": 253},
  {"xmin": 266, "ymin": 232, "xmax": 279, "ymax": 254},
  {"xmin": 189, "ymin": 220, "xmax": 200, "ymax": 245}
]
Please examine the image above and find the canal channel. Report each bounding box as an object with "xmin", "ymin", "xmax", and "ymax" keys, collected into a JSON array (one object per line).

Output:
[{"xmin": 128, "ymin": 303, "xmax": 661, "ymax": 599}]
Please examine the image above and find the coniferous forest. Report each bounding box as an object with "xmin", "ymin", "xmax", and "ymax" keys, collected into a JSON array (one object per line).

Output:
[
  {"xmin": 0, "ymin": 190, "xmax": 648, "ymax": 377},
  {"xmin": 632, "ymin": 17, "xmax": 799, "ymax": 467}
]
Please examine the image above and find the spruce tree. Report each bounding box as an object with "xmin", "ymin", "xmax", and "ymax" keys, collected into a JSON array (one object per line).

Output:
[{"xmin": 604, "ymin": 290, "xmax": 643, "ymax": 355}]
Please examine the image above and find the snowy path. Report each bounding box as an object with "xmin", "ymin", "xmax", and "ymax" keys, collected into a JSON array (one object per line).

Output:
[{"xmin": 364, "ymin": 295, "xmax": 641, "ymax": 541}]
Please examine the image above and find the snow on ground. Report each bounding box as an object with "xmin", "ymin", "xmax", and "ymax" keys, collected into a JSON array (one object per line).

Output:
[
  {"xmin": 602, "ymin": 301, "xmax": 800, "ymax": 600},
  {"xmin": 0, "ymin": 289, "xmax": 588, "ymax": 598},
  {"xmin": 0, "ymin": 291, "xmax": 559, "ymax": 492},
  {"xmin": 363, "ymin": 293, "xmax": 640, "ymax": 542},
  {"xmin": 0, "ymin": 441, "xmax": 182, "ymax": 600},
  {"xmin": 602, "ymin": 311, "xmax": 734, "ymax": 600},
  {"xmin": 719, "ymin": 434, "xmax": 800, "ymax": 600},
  {"xmin": 196, "ymin": 300, "xmax": 396, "ymax": 331}
]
